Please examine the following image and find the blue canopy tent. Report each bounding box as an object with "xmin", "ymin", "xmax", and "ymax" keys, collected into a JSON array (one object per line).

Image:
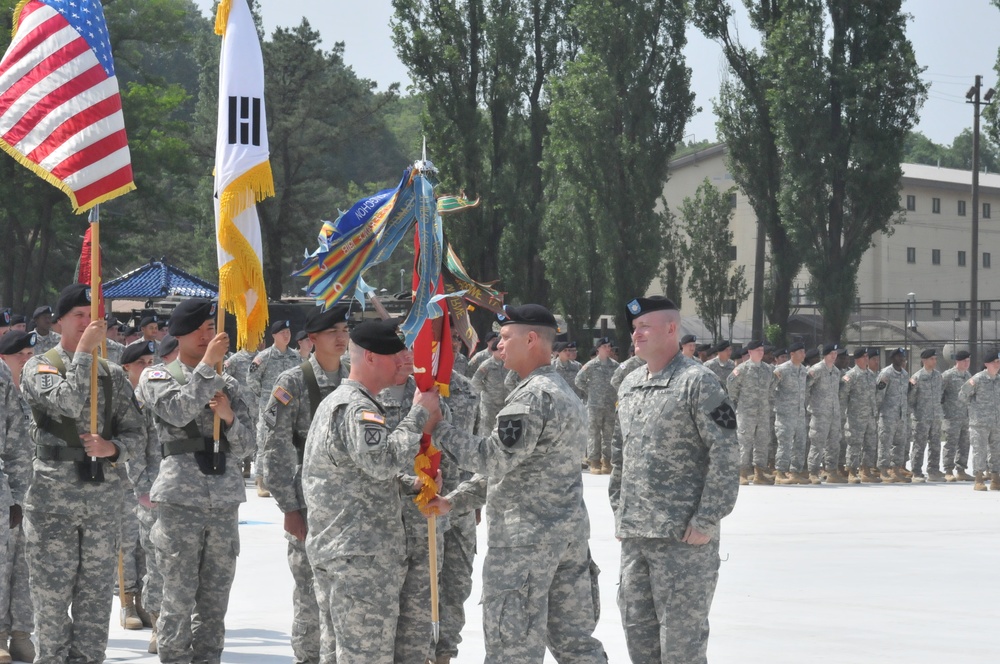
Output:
[{"xmin": 103, "ymin": 260, "xmax": 218, "ymax": 300}]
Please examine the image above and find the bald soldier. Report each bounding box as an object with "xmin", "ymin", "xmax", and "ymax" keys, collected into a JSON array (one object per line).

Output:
[
  {"xmin": 428, "ymin": 304, "xmax": 606, "ymax": 664},
  {"xmin": 302, "ymin": 319, "xmax": 441, "ymax": 663},
  {"xmin": 611, "ymin": 296, "xmax": 739, "ymax": 663}
]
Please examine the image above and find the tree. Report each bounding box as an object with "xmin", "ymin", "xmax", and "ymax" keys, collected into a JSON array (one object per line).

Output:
[
  {"xmin": 657, "ymin": 205, "xmax": 686, "ymax": 307},
  {"xmin": 682, "ymin": 179, "xmax": 749, "ymax": 342},
  {"xmin": 904, "ymin": 130, "xmax": 1000, "ymax": 173},
  {"xmin": 692, "ymin": 0, "xmax": 801, "ymax": 345},
  {"xmin": 767, "ymin": 0, "xmax": 926, "ymax": 341},
  {"xmin": 541, "ymin": 0, "xmax": 694, "ymax": 351}
]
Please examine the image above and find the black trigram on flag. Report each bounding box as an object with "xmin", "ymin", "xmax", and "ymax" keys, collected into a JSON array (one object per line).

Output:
[{"xmin": 228, "ymin": 96, "xmax": 261, "ymax": 146}]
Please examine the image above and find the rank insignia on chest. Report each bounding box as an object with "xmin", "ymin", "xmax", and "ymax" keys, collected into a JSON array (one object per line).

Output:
[
  {"xmin": 497, "ymin": 417, "xmax": 523, "ymax": 447},
  {"xmin": 709, "ymin": 402, "xmax": 737, "ymax": 429},
  {"xmin": 360, "ymin": 411, "xmax": 385, "ymax": 425},
  {"xmin": 364, "ymin": 426, "xmax": 383, "ymax": 446},
  {"xmin": 273, "ymin": 386, "xmax": 292, "ymax": 405},
  {"xmin": 146, "ymin": 370, "xmax": 169, "ymax": 381}
]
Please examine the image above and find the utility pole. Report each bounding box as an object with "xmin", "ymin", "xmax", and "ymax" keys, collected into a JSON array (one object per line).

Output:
[{"xmin": 967, "ymin": 75, "xmax": 995, "ymax": 367}]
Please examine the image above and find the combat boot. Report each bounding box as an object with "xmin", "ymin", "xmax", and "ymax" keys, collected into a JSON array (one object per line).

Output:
[
  {"xmin": 753, "ymin": 466, "xmax": 774, "ymax": 485},
  {"xmin": 825, "ymin": 468, "xmax": 847, "ymax": 484},
  {"xmin": 990, "ymin": 472, "xmax": 1000, "ymax": 491},
  {"xmin": 589, "ymin": 462, "xmax": 602, "ymax": 475},
  {"xmin": 135, "ymin": 592, "xmax": 152, "ymax": 628},
  {"xmin": 0, "ymin": 632, "xmax": 11, "ymax": 664},
  {"xmin": 945, "ymin": 469, "xmax": 957, "ymax": 482},
  {"xmin": 900, "ymin": 467, "xmax": 913, "ymax": 479},
  {"xmin": 601, "ymin": 459, "xmax": 612, "ymax": 475},
  {"xmin": 879, "ymin": 468, "xmax": 896, "ymax": 483},
  {"xmin": 255, "ymin": 476, "xmax": 271, "ymax": 497},
  {"xmin": 847, "ymin": 468, "xmax": 861, "ymax": 484},
  {"xmin": 974, "ymin": 471, "xmax": 987, "ymax": 491},
  {"xmin": 242, "ymin": 458, "xmax": 251, "ymax": 479},
  {"xmin": 739, "ymin": 468, "xmax": 750, "ymax": 485},
  {"xmin": 121, "ymin": 593, "xmax": 143, "ymax": 630},
  {"xmin": 434, "ymin": 657, "xmax": 451, "ymax": 664},
  {"xmin": 910, "ymin": 471, "xmax": 926, "ymax": 483},
  {"xmin": 808, "ymin": 472, "xmax": 823, "ymax": 485},
  {"xmin": 860, "ymin": 467, "xmax": 881, "ymax": 483},
  {"xmin": 774, "ymin": 470, "xmax": 797, "ymax": 485},
  {"xmin": 793, "ymin": 471, "xmax": 812, "ymax": 485},
  {"xmin": 891, "ymin": 467, "xmax": 911, "ymax": 483},
  {"xmin": 8, "ymin": 631, "xmax": 33, "ymax": 663},
  {"xmin": 926, "ymin": 468, "xmax": 946, "ymax": 482},
  {"xmin": 956, "ymin": 467, "xmax": 975, "ymax": 482},
  {"xmin": 148, "ymin": 612, "xmax": 158, "ymax": 654}
]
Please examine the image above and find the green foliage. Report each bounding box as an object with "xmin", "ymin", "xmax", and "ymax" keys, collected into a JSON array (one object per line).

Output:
[
  {"xmin": 681, "ymin": 179, "xmax": 748, "ymax": 342},
  {"xmin": 764, "ymin": 323, "xmax": 782, "ymax": 347},
  {"xmin": 904, "ymin": 130, "xmax": 1000, "ymax": 173}
]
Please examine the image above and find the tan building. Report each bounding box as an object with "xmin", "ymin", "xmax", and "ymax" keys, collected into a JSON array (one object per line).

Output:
[{"xmin": 661, "ymin": 144, "xmax": 1000, "ymax": 343}]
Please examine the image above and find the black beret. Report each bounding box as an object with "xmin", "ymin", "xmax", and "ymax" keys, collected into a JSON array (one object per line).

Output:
[
  {"xmin": 715, "ymin": 340, "xmax": 731, "ymax": 352},
  {"xmin": 139, "ymin": 315, "xmax": 158, "ymax": 328},
  {"xmin": 867, "ymin": 348, "xmax": 880, "ymax": 358},
  {"xmin": 596, "ymin": 337, "xmax": 612, "ymax": 347},
  {"xmin": 269, "ymin": 319, "xmax": 291, "ymax": 335},
  {"xmin": 168, "ymin": 299, "xmax": 217, "ymax": 337},
  {"xmin": 680, "ymin": 334, "xmax": 697, "ymax": 345},
  {"xmin": 484, "ymin": 331, "xmax": 498, "ymax": 343},
  {"xmin": 0, "ymin": 331, "xmax": 35, "ymax": 355},
  {"xmin": 822, "ymin": 343, "xmax": 840, "ymax": 355},
  {"xmin": 121, "ymin": 340, "xmax": 156, "ymax": 365},
  {"xmin": 350, "ymin": 319, "xmax": 406, "ymax": 355},
  {"xmin": 625, "ymin": 295, "xmax": 678, "ymax": 326},
  {"xmin": 553, "ymin": 341, "xmax": 567, "ymax": 352},
  {"xmin": 746, "ymin": 340, "xmax": 763, "ymax": 351},
  {"xmin": 775, "ymin": 348, "xmax": 788, "ymax": 357},
  {"xmin": 294, "ymin": 330, "xmax": 309, "ymax": 342},
  {"xmin": 805, "ymin": 348, "xmax": 820, "ymax": 361},
  {"xmin": 54, "ymin": 284, "xmax": 91, "ymax": 320},
  {"xmin": 104, "ymin": 313, "xmax": 117, "ymax": 324},
  {"xmin": 788, "ymin": 342, "xmax": 806, "ymax": 352},
  {"xmin": 9, "ymin": 315, "xmax": 25, "ymax": 327},
  {"xmin": 889, "ymin": 347, "xmax": 906, "ymax": 358},
  {"xmin": 32, "ymin": 306, "xmax": 52, "ymax": 319},
  {"xmin": 565, "ymin": 341, "xmax": 577, "ymax": 349},
  {"xmin": 920, "ymin": 348, "xmax": 937, "ymax": 360},
  {"xmin": 853, "ymin": 348, "xmax": 867, "ymax": 359},
  {"xmin": 304, "ymin": 304, "xmax": 350, "ymax": 334},
  {"xmin": 497, "ymin": 304, "xmax": 558, "ymax": 329},
  {"xmin": 955, "ymin": 350, "xmax": 971, "ymax": 361},
  {"xmin": 735, "ymin": 348, "xmax": 749, "ymax": 359},
  {"xmin": 985, "ymin": 350, "xmax": 1000, "ymax": 364},
  {"xmin": 159, "ymin": 335, "xmax": 178, "ymax": 357},
  {"xmin": 837, "ymin": 347, "xmax": 848, "ymax": 356},
  {"xmin": 157, "ymin": 320, "xmax": 168, "ymax": 330},
  {"xmin": 0, "ymin": 309, "xmax": 10, "ymax": 326},
  {"xmin": 696, "ymin": 343, "xmax": 711, "ymax": 353},
  {"xmin": 123, "ymin": 325, "xmax": 138, "ymax": 337}
]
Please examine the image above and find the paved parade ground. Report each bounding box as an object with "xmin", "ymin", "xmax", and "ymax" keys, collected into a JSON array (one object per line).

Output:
[{"xmin": 104, "ymin": 474, "xmax": 1000, "ymax": 663}]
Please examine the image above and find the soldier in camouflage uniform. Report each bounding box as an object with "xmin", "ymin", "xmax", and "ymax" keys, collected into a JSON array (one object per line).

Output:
[
  {"xmin": 302, "ymin": 319, "xmax": 441, "ymax": 663},
  {"xmin": 471, "ymin": 340, "xmax": 509, "ymax": 435},
  {"xmin": 451, "ymin": 330, "xmax": 469, "ymax": 379},
  {"xmin": 31, "ymin": 306, "xmax": 60, "ymax": 356},
  {"xmin": 0, "ymin": 332, "xmax": 38, "ymax": 662},
  {"xmin": 679, "ymin": 333, "xmax": 697, "ymax": 360},
  {"xmin": 941, "ymin": 350, "xmax": 973, "ymax": 482},
  {"xmin": 139, "ymin": 298, "xmax": 255, "ymax": 663},
  {"xmin": 466, "ymin": 332, "xmax": 497, "ymax": 379},
  {"xmin": 552, "ymin": 341, "xmax": 584, "ymax": 398},
  {"xmin": 223, "ymin": 344, "xmax": 258, "ymax": 478},
  {"xmin": 611, "ymin": 296, "xmax": 739, "ymax": 664},
  {"xmin": 959, "ymin": 351, "xmax": 1000, "ymax": 491},
  {"xmin": 576, "ymin": 337, "xmax": 619, "ymax": 474},
  {"xmin": 876, "ymin": 348, "xmax": 911, "ymax": 483},
  {"xmin": 104, "ymin": 317, "xmax": 126, "ymax": 365},
  {"xmin": 727, "ymin": 340, "xmax": 774, "ymax": 485},
  {"xmin": 429, "ymin": 304, "xmax": 606, "ymax": 664},
  {"xmin": 21, "ymin": 284, "xmax": 145, "ymax": 664},
  {"xmin": 247, "ymin": 319, "xmax": 300, "ymax": 496},
  {"xmin": 703, "ymin": 340, "xmax": 735, "ymax": 386},
  {"xmin": 805, "ymin": 344, "xmax": 845, "ymax": 484},
  {"xmin": 839, "ymin": 348, "xmax": 880, "ymax": 483},
  {"xmin": 259, "ymin": 306, "xmax": 350, "ymax": 664},
  {"xmin": 611, "ymin": 353, "xmax": 646, "ymax": 392},
  {"xmin": 772, "ymin": 343, "xmax": 809, "ymax": 484},
  {"xmin": 908, "ymin": 348, "xmax": 945, "ymax": 482}
]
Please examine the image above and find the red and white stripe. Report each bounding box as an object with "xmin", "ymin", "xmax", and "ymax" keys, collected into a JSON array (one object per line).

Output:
[{"xmin": 0, "ymin": 0, "xmax": 133, "ymax": 211}]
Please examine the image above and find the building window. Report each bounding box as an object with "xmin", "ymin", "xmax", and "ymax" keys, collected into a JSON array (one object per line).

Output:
[
  {"xmin": 932, "ymin": 300, "xmax": 941, "ymax": 317},
  {"xmin": 984, "ymin": 301, "xmax": 993, "ymax": 319},
  {"xmin": 959, "ymin": 200, "xmax": 967, "ymax": 216},
  {"xmin": 959, "ymin": 301, "xmax": 968, "ymax": 317},
  {"xmin": 728, "ymin": 193, "xmax": 737, "ymax": 209},
  {"xmin": 985, "ymin": 252, "xmax": 992, "ymax": 268},
  {"xmin": 959, "ymin": 251, "xmax": 967, "ymax": 267},
  {"xmin": 906, "ymin": 195, "xmax": 916, "ymax": 211},
  {"xmin": 728, "ymin": 245, "xmax": 737, "ymax": 261},
  {"xmin": 985, "ymin": 203, "xmax": 992, "ymax": 219},
  {"xmin": 932, "ymin": 197, "xmax": 941, "ymax": 213},
  {"xmin": 906, "ymin": 247, "xmax": 916, "ymax": 263},
  {"xmin": 932, "ymin": 249, "xmax": 941, "ymax": 265},
  {"xmin": 725, "ymin": 299, "xmax": 737, "ymax": 316}
]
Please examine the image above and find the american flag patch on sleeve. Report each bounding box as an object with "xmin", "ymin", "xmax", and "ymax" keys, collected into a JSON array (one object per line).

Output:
[{"xmin": 273, "ymin": 386, "xmax": 292, "ymax": 405}]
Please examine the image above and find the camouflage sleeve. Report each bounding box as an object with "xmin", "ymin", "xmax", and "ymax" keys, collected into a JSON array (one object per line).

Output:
[
  {"xmin": 342, "ymin": 402, "xmax": 428, "ymax": 481},
  {"xmin": 875, "ymin": 370, "xmax": 888, "ymax": 410},
  {"xmin": 688, "ymin": 374, "xmax": 740, "ymax": 539},
  {"xmin": 108, "ymin": 369, "xmax": 147, "ymax": 464},
  {"xmin": 245, "ymin": 354, "xmax": 265, "ymax": 402},
  {"xmin": 503, "ymin": 370, "xmax": 519, "ymax": 392},
  {"xmin": 432, "ymin": 389, "xmax": 548, "ymax": 479},
  {"xmin": 959, "ymin": 378, "xmax": 974, "ymax": 403},
  {"xmin": 21, "ymin": 352, "xmax": 94, "ymax": 420},
  {"xmin": 1, "ymin": 384, "xmax": 32, "ymax": 504},
  {"xmin": 609, "ymin": 412, "xmax": 624, "ymax": 518},
  {"xmin": 220, "ymin": 376, "xmax": 255, "ymax": 460},
  {"xmin": 726, "ymin": 369, "xmax": 741, "ymax": 407},
  {"xmin": 470, "ymin": 362, "xmax": 488, "ymax": 394},
  {"xmin": 126, "ymin": 406, "xmax": 160, "ymax": 496},
  {"xmin": 145, "ymin": 361, "xmax": 227, "ymax": 427},
  {"xmin": 260, "ymin": 373, "xmax": 307, "ymax": 514},
  {"xmin": 574, "ymin": 362, "xmax": 590, "ymax": 395},
  {"xmin": 444, "ymin": 473, "xmax": 487, "ymax": 514},
  {"xmin": 838, "ymin": 373, "xmax": 851, "ymax": 414},
  {"xmin": 803, "ymin": 366, "xmax": 816, "ymax": 404}
]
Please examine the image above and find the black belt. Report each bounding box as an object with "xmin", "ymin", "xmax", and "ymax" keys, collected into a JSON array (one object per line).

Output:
[
  {"xmin": 162, "ymin": 437, "xmax": 230, "ymax": 458},
  {"xmin": 35, "ymin": 445, "xmax": 90, "ymax": 463}
]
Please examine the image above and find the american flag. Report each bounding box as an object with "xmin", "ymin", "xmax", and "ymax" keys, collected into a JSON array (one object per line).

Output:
[{"xmin": 0, "ymin": 0, "xmax": 134, "ymax": 213}]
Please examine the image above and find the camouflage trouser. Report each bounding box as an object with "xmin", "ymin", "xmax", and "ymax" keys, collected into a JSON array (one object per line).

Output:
[
  {"xmin": 0, "ymin": 512, "xmax": 10, "ymax": 636},
  {"xmin": 115, "ymin": 487, "xmax": 143, "ymax": 593},
  {"xmin": 845, "ymin": 417, "xmax": 877, "ymax": 470},
  {"xmin": 152, "ymin": 503, "xmax": 240, "ymax": 664},
  {"xmin": 774, "ymin": 413, "xmax": 807, "ymax": 473},
  {"xmin": 0, "ymin": 525, "xmax": 31, "ymax": 633},
  {"xmin": 395, "ymin": 523, "xmax": 444, "ymax": 664},
  {"xmin": 137, "ymin": 502, "xmax": 162, "ymax": 614},
  {"xmin": 910, "ymin": 419, "xmax": 943, "ymax": 473},
  {"xmin": 25, "ymin": 509, "xmax": 117, "ymax": 664},
  {"xmin": 807, "ymin": 416, "xmax": 841, "ymax": 473},
  {"xmin": 587, "ymin": 406, "xmax": 615, "ymax": 464},
  {"xmin": 313, "ymin": 553, "xmax": 407, "ymax": 664},
  {"xmin": 768, "ymin": 412, "xmax": 778, "ymax": 468},
  {"xmin": 481, "ymin": 539, "xmax": 606, "ymax": 664},
  {"xmin": 877, "ymin": 415, "xmax": 908, "ymax": 469},
  {"xmin": 736, "ymin": 412, "xmax": 771, "ymax": 470},
  {"xmin": 969, "ymin": 425, "xmax": 1000, "ymax": 474},
  {"xmin": 942, "ymin": 418, "xmax": 971, "ymax": 471},
  {"xmin": 436, "ymin": 518, "xmax": 477, "ymax": 660},
  {"xmin": 618, "ymin": 537, "xmax": 719, "ymax": 664},
  {"xmin": 287, "ymin": 529, "xmax": 320, "ymax": 664}
]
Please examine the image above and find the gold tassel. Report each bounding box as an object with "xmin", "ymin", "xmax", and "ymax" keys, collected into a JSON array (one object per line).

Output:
[{"xmin": 214, "ymin": 0, "xmax": 233, "ymax": 36}]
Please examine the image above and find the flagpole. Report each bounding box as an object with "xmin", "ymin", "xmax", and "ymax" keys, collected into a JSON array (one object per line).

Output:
[
  {"xmin": 88, "ymin": 207, "xmax": 100, "ymax": 464},
  {"xmin": 212, "ymin": 306, "xmax": 225, "ymax": 470}
]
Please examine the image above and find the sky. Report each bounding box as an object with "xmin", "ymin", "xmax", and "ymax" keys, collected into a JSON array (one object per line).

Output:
[{"xmin": 194, "ymin": 0, "xmax": 1000, "ymax": 147}]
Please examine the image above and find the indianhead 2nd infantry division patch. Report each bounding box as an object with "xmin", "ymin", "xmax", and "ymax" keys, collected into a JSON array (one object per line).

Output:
[
  {"xmin": 497, "ymin": 417, "xmax": 523, "ymax": 447},
  {"xmin": 709, "ymin": 402, "xmax": 737, "ymax": 430}
]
